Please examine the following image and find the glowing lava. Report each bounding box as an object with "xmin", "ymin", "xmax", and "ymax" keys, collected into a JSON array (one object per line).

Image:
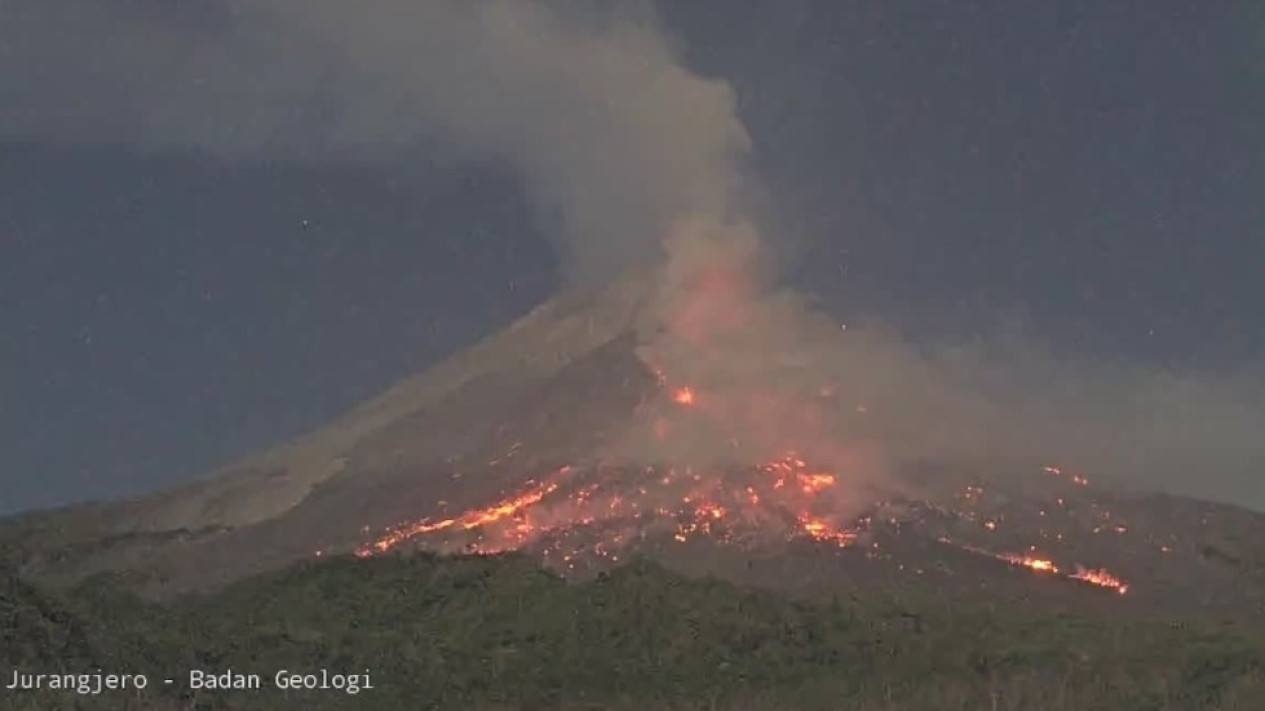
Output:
[
  {"xmin": 356, "ymin": 452, "xmax": 1131, "ymax": 598},
  {"xmin": 797, "ymin": 514, "xmax": 858, "ymax": 547},
  {"xmin": 942, "ymin": 537, "xmax": 1130, "ymax": 595},
  {"xmin": 1070, "ymin": 566, "xmax": 1130, "ymax": 595},
  {"xmin": 357, "ymin": 451, "xmax": 863, "ymax": 563},
  {"xmin": 355, "ymin": 476, "xmax": 564, "ymax": 558},
  {"xmin": 355, "ymin": 388, "xmax": 1131, "ymax": 597},
  {"xmin": 353, "ymin": 267, "xmax": 1131, "ymax": 601},
  {"xmin": 1000, "ymin": 553, "xmax": 1058, "ymax": 574}
]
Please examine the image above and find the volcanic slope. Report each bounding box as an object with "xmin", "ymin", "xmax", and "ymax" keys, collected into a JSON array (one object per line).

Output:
[
  {"xmin": 2, "ymin": 271, "xmax": 1264, "ymax": 625},
  {"xmin": 0, "ymin": 269, "xmax": 664, "ymax": 586}
]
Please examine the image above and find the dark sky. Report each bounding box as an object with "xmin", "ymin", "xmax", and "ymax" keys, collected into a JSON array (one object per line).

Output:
[{"xmin": 2, "ymin": 1, "xmax": 1262, "ymax": 515}]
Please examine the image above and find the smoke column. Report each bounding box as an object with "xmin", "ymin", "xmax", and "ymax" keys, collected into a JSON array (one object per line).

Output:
[
  {"xmin": 3, "ymin": 1, "xmax": 1263, "ymax": 509},
  {"xmin": 0, "ymin": 0, "xmax": 759, "ymax": 284}
]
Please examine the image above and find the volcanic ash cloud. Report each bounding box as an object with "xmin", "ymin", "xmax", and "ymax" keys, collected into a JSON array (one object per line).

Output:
[{"xmin": 0, "ymin": 0, "xmax": 758, "ymax": 288}]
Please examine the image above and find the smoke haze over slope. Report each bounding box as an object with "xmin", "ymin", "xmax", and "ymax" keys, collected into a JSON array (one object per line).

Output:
[
  {"xmin": 0, "ymin": 0, "xmax": 756, "ymax": 283},
  {"xmin": 1, "ymin": 0, "xmax": 1262, "ymax": 510}
]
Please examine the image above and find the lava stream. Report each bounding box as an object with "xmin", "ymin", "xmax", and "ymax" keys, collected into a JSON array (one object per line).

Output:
[
  {"xmin": 942, "ymin": 537, "xmax": 1129, "ymax": 595},
  {"xmin": 356, "ymin": 454, "xmax": 862, "ymax": 560},
  {"xmin": 355, "ymin": 477, "xmax": 563, "ymax": 558}
]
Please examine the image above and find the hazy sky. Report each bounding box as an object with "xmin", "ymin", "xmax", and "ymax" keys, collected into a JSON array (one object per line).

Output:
[{"xmin": 1, "ymin": 0, "xmax": 1263, "ymax": 514}]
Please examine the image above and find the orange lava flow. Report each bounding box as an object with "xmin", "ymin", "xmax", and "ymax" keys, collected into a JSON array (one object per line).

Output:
[
  {"xmin": 944, "ymin": 537, "xmax": 1129, "ymax": 594},
  {"xmin": 799, "ymin": 473, "xmax": 836, "ymax": 494},
  {"xmin": 1070, "ymin": 565, "xmax": 1130, "ymax": 595},
  {"xmin": 352, "ymin": 262, "xmax": 1132, "ymax": 600},
  {"xmin": 355, "ymin": 449, "xmax": 863, "ymax": 562},
  {"xmin": 672, "ymin": 387, "xmax": 696, "ymax": 405},
  {"xmin": 999, "ymin": 553, "xmax": 1059, "ymax": 574},
  {"xmin": 356, "ymin": 479, "xmax": 560, "ymax": 558},
  {"xmin": 797, "ymin": 514, "xmax": 858, "ymax": 547}
]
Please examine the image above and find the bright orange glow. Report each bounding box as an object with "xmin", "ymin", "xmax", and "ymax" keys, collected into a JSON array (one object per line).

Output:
[
  {"xmin": 797, "ymin": 514, "xmax": 857, "ymax": 547},
  {"xmin": 355, "ymin": 477, "xmax": 562, "ymax": 558},
  {"xmin": 798, "ymin": 472, "xmax": 836, "ymax": 494},
  {"xmin": 351, "ymin": 273, "xmax": 1134, "ymax": 602},
  {"xmin": 356, "ymin": 450, "xmax": 866, "ymax": 562},
  {"xmin": 699, "ymin": 503, "xmax": 726, "ymax": 519},
  {"xmin": 1071, "ymin": 566, "xmax": 1130, "ymax": 595},
  {"xmin": 943, "ymin": 537, "xmax": 1129, "ymax": 594},
  {"xmin": 1001, "ymin": 553, "xmax": 1058, "ymax": 574}
]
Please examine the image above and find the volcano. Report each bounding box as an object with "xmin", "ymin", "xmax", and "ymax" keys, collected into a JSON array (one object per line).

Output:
[{"xmin": 3, "ymin": 265, "xmax": 1264, "ymax": 625}]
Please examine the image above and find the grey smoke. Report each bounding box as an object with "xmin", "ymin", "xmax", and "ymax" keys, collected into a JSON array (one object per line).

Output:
[
  {"xmin": 3, "ymin": 0, "xmax": 1263, "ymax": 512},
  {"xmin": 0, "ymin": 0, "xmax": 755, "ymax": 282},
  {"xmin": 625, "ymin": 290, "xmax": 1265, "ymax": 511}
]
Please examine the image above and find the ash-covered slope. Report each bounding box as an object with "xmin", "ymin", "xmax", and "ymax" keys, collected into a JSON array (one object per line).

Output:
[
  {"xmin": 3, "ymin": 269, "xmax": 1264, "ymax": 626},
  {"xmin": 0, "ymin": 269, "xmax": 663, "ymax": 588}
]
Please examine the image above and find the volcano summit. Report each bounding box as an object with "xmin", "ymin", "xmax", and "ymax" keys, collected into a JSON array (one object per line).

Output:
[{"xmin": 3, "ymin": 259, "xmax": 1264, "ymax": 626}]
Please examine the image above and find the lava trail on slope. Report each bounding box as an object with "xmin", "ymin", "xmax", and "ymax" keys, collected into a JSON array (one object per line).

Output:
[{"xmin": 354, "ymin": 454, "xmax": 1131, "ymax": 597}]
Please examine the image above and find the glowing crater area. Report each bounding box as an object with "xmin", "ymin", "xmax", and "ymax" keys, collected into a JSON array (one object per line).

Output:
[
  {"xmin": 354, "ymin": 451, "xmax": 1130, "ymax": 596},
  {"xmin": 356, "ymin": 454, "xmax": 861, "ymax": 560},
  {"xmin": 354, "ymin": 267, "xmax": 1131, "ymax": 598}
]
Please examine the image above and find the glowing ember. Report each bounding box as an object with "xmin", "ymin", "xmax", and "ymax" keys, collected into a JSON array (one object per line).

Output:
[
  {"xmin": 1070, "ymin": 566, "xmax": 1130, "ymax": 595},
  {"xmin": 355, "ymin": 477, "xmax": 563, "ymax": 558},
  {"xmin": 357, "ymin": 450, "xmax": 864, "ymax": 561},
  {"xmin": 941, "ymin": 537, "xmax": 1129, "ymax": 594},
  {"xmin": 799, "ymin": 472, "xmax": 836, "ymax": 494},
  {"xmin": 351, "ymin": 272, "xmax": 1131, "ymax": 603},
  {"xmin": 699, "ymin": 503, "xmax": 726, "ymax": 519},
  {"xmin": 1001, "ymin": 553, "xmax": 1058, "ymax": 574},
  {"xmin": 797, "ymin": 514, "xmax": 857, "ymax": 547},
  {"xmin": 1044, "ymin": 465, "xmax": 1090, "ymax": 487},
  {"xmin": 355, "ymin": 450, "xmax": 1128, "ymax": 599}
]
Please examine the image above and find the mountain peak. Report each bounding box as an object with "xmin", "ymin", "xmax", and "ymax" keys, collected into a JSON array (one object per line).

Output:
[{"xmin": 4, "ymin": 268, "xmax": 1264, "ymax": 627}]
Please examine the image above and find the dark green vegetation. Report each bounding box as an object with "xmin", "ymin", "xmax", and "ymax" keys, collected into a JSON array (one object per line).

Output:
[{"xmin": 2, "ymin": 552, "xmax": 1263, "ymax": 710}]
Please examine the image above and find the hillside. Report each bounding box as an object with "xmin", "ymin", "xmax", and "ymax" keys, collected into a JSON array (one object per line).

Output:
[
  {"xmin": 2, "ymin": 552, "xmax": 1264, "ymax": 711},
  {"xmin": 2, "ymin": 270, "xmax": 1265, "ymax": 628}
]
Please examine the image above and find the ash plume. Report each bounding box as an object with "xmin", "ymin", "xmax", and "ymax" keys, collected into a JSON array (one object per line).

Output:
[
  {"xmin": 0, "ymin": 0, "xmax": 756, "ymax": 285},
  {"xmin": 4, "ymin": 0, "xmax": 1263, "ymax": 515}
]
